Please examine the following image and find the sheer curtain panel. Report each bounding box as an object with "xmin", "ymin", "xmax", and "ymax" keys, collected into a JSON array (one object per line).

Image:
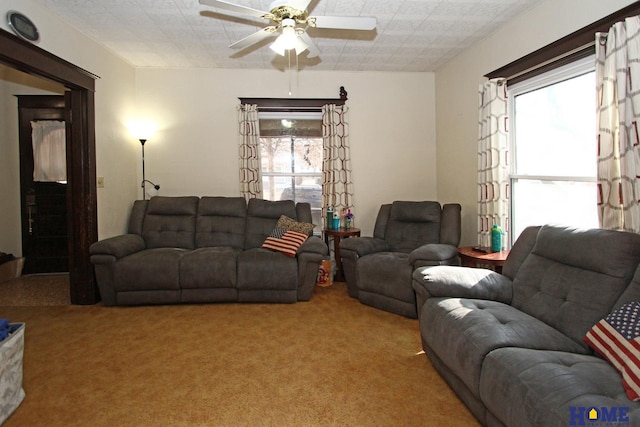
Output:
[
  {"xmin": 322, "ymin": 104, "xmax": 353, "ymax": 227},
  {"xmin": 31, "ymin": 120, "xmax": 66, "ymax": 182},
  {"xmin": 238, "ymin": 104, "xmax": 263, "ymax": 200},
  {"xmin": 596, "ymin": 16, "xmax": 640, "ymax": 232},
  {"xmin": 477, "ymin": 79, "xmax": 510, "ymax": 248}
]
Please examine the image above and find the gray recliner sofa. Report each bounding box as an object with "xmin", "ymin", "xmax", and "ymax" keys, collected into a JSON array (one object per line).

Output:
[
  {"xmin": 412, "ymin": 225, "xmax": 640, "ymax": 426},
  {"xmin": 90, "ymin": 196, "xmax": 328, "ymax": 306},
  {"xmin": 339, "ymin": 201, "xmax": 461, "ymax": 318}
]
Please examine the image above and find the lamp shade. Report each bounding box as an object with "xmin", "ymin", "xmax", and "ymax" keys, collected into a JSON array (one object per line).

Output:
[{"xmin": 270, "ymin": 19, "xmax": 308, "ymax": 56}]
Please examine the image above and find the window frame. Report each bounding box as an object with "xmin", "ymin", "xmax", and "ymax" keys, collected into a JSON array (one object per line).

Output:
[
  {"xmin": 507, "ymin": 55, "xmax": 597, "ymax": 242},
  {"xmin": 485, "ymin": 2, "xmax": 640, "ymax": 84}
]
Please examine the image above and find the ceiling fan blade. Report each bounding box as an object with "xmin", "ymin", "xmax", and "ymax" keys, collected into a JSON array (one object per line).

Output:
[
  {"xmin": 298, "ymin": 32, "xmax": 320, "ymax": 58},
  {"xmin": 311, "ymin": 15, "xmax": 376, "ymax": 31},
  {"xmin": 229, "ymin": 27, "xmax": 277, "ymax": 50},
  {"xmin": 199, "ymin": 0, "xmax": 269, "ymax": 19}
]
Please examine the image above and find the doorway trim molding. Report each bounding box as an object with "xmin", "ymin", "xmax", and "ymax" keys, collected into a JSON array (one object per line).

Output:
[{"xmin": 0, "ymin": 30, "xmax": 99, "ymax": 304}]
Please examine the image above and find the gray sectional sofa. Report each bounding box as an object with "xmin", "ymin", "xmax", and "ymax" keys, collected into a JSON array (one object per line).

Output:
[
  {"xmin": 412, "ymin": 225, "xmax": 640, "ymax": 426},
  {"xmin": 90, "ymin": 196, "xmax": 328, "ymax": 306}
]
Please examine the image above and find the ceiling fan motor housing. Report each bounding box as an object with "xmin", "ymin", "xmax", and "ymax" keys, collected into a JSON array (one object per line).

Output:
[{"xmin": 269, "ymin": 1, "xmax": 308, "ymax": 24}]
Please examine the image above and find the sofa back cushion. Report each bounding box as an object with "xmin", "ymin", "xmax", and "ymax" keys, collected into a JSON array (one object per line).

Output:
[
  {"xmin": 245, "ymin": 199, "xmax": 297, "ymax": 249},
  {"xmin": 196, "ymin": 197, "xmax": 247, "ymax": 249},
  {"xmin": 501, "ymin": 226, "xmax": 540, "ymax": 281},
  {"xmin": 384, "ymin": 201, "xmax": 442, "ymax": 253},
  {"xmin": 128, "ymin": 199, "xmax": 148, "ymax": 235},
  {"xmin": 511, "ymin": 225, "xmax": 640, "ymax": 347},
  {"xmin": 142, "ymin": 196, "xmax": 199, "ymax": 249}
]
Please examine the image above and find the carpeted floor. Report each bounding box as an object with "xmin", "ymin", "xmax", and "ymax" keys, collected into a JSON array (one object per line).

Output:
[
  {"xmin": 0, "ymin": 281, "xmax": 479, "ymax": 427},
  {"xmin": 0, "ymin": 274, "xmax": 70, "ymax": 306}
]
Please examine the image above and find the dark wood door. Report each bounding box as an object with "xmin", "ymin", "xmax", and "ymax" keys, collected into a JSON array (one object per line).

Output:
[{"xmin": 17, "ymin": 95, "xmax": 68, "ymax": 274}]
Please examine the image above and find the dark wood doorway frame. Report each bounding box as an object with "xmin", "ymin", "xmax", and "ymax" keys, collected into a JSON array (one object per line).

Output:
[
  {"xmin": 17, "ymin": 95, "xmax": 69, "ymax": 274},
  {"xmin": 0, "ymin": 30, "xmax": 99, "ymax": 304}
]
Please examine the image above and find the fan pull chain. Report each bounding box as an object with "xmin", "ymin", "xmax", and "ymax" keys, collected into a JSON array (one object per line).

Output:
[{"xmin": 288, "ymin": 50, "xmax": 292, "ymax": 96}]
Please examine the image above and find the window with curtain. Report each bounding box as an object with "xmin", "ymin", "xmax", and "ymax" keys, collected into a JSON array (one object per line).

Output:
[
  {"xmin": 31, "ymin": 120, "xmax": 66, "ymax": 183},
  {"xmin": 238, "ymin": 93, "xmax": 352, "ymax": 233},
  {"xmin": 508, "ymin": 56, "xmax": 598, "ymax": 241},
  {"xmin": 259, "ymin": 112, "xmax": 323, "ymax": 228}
]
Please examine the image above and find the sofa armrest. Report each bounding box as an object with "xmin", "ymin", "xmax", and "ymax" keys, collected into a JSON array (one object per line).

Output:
[
  {"xmin": 412, "ymin": 265, "xmax": 513, "ymax": 309},
  {"xmin": 339, "ymin": 237, "xmax": 390, "ymax": 258},
  {"xmin": 89, "ymin": 234, "xmax": 146, "ymax": 260},
  {"xmin": 339, "ymin": 237, "xmax": 391, "ymax": 298},
  {"xmin": 409, "ymin": 243, "xmax": 459, "ymax": 266},
  {"xmin": 296, "ymin": 236, "xmax": 328, "ymax": 301},
  {"xmin": 298, "ymin": 236, "xmax": 329, "ymax": 256}
]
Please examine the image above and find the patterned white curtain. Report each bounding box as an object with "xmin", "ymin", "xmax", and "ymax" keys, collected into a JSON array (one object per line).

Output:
[
  {"xmin": 238, "ymin": 104, "xmax": 263, "ymax": 200},
  {"xmin": 322, "ymin": 104, "xmax": 353, "ymax": 226},
  {"xmin": 31, "ymin": 120, "xmax": 66, "ymax": 182},
  {"xmin": 596, "ymin": 16, "xmax": 640, "ymax": 232},
  {"xmin": 477, "ymin": 79, "xmax": 510, "ymax": 248}
]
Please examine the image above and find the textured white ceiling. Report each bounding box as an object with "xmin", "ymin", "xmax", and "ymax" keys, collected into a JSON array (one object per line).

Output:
[{"xmin": 35, "ymin": 0, "xmax": 544, "ymax": 71}]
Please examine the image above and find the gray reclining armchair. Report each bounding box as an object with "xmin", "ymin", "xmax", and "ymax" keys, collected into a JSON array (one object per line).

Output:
[{"xmin": 339, "ymin": 201, "xmax": 461, "ymax": 318}]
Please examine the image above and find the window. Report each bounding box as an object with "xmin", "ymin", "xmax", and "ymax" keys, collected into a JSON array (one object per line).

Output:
[
  {"xmin": 259, "ymin": 112, "xmax": 323, "ymax": 228},
  {"xmin": 508, "ymin": 56, "xmax": 598, "ymax": 241}
]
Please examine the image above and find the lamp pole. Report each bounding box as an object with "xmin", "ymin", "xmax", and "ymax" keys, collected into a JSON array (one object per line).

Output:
[{"xmin": 140, "ymin": 138, "xmax": 147, "ymax": 200}]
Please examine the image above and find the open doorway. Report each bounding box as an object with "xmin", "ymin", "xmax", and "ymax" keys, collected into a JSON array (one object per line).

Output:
[
  {"xmin": 17, "ymin": 95, "xmax": 68, "ymax": 274},
  {"xmin": 0, "ymin": 31, "xmax": 99, "ymax": 304}
]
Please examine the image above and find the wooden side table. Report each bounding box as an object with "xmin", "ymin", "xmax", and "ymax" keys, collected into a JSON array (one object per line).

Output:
[
  {"xmin": 323, "ymin": 227, "xmax": 361, "ymax": 282},
  {"xmin": 458, "ymin": 246, "xmax": 510, "ymax": 274}
]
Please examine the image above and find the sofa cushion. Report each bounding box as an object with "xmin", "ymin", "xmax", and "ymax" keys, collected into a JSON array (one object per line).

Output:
[
  {"xmin": 142, "ymin": 196, "xmax": 199, "ymax": 249},
  {"xmin": 180, "ymin": 247, "xmax": 241, "ymax": 289},
  {"xmin": 236, "ymin": 248, "xmax": 298, "ymax": 291},
  {"xmin": 261, "ymin": 229, "xmax": 308, "ymax": 257},
  {"xmin": 245, "ymin": 199, "xmax": 297, "ymax": 249},
  {"xmin": 480, "ymin": 347, "xmax": 640, "ymax": 427},
  {"xmin": 275, "ymin": 215, "xmax": 315, "ymax": 235},
  {"xmin": 114, "ymin": 248, "xmax": 186, "ymax": 291},
  {"xmin": 384, "ymin": 201, "xmax": 442, "ymax": 253},
  {"xmin": 511, "ymin": 225, "xmax": 640, "ymax": 349},
  {"xmin": 195, "ymin": 197, "xmax": 246, "ymax": 249},
  {"xmin": 584, "ymin": 301, "xmax": 640, "ymax": 401},
  {"xmin": 421, "ymin": 296, "xmax": 588, "ymax": 397}
]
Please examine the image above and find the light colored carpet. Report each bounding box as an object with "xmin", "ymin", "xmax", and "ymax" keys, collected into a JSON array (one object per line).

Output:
[
  {"xmin": 0, "ymin": 282, "xmax": 479, "ymax": 427},
  {"xmin": 0, "ymin": 274, "xmax": 70, "ymax": 306}
]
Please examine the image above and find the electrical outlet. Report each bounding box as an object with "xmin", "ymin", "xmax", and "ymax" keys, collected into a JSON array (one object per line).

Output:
[{"xmin": 97, "ymin": 177, "xmax": 104, "ymax": 188}]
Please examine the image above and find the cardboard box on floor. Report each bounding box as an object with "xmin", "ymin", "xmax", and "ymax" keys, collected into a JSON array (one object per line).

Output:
[{"xmin": 0, "ymin": 258, "xmax": 24, "ymax": 284}]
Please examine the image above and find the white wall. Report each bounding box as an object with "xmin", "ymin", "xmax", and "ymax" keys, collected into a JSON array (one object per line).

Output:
[
  {"xmin": 435, "ymin": 0, "xmax": 638, "ymax": 246},
  {"xmin": 136, "ymin": 68, "xmax": 437, "ymax": 235},
  {"xmin": 0, "ymin": 0, "xmax": 137, "ymax": 240}
]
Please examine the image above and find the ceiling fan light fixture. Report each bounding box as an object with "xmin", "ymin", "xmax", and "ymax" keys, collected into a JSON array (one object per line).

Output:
[
  {"xmin": 269, "ymin": 19, "xmax": 308, "ymax": 56},
  {"xmin": 293, "ymin": 36, "xmax": 308, "ymax": 55}
]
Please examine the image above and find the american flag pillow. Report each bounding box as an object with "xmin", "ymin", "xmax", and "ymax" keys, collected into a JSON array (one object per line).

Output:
[
  {"xmin": 584, "ymin": 301, "xmax": 640, "ymax": 401},
  {"xmin": 261, "ymin": 229, "xmax": 308, "ymax": 257}
]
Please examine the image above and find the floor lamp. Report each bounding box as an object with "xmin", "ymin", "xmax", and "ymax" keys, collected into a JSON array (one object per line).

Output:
[{"xmin": 139, "ymin": 138, "xmax": 160, "ymax": 200}]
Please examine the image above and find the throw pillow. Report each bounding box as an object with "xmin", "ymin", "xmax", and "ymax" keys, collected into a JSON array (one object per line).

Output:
[
  {"xmin": 276, "ymin": 215, "xmax": 315, "ymax": 236},
  {"xmin": 262, "ymin": 229, "xmax": 308, "ymax": 257},
  {"xmin": 583, "ymin": 301, "xmax": 640, "ymax": 401}
]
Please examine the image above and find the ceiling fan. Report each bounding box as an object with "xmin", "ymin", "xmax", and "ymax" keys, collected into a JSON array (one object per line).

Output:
[{"xmin": 199, "ymin": 0, "xmax": 377, "ymax": 58}]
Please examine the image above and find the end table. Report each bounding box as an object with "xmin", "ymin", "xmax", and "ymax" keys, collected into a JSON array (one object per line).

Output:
[
  {"xmin": 323, "ymin": 227, "xmax": 361, "ymax": 281},
  {"xmin": 458, "ymin": 246, "xmax": 510, "ymax": 274}
]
